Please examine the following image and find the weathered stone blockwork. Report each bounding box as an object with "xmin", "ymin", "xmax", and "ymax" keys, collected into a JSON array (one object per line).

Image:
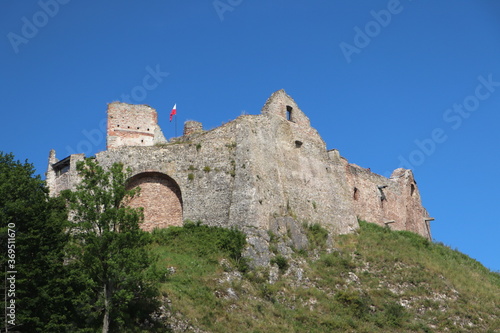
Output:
[
  {"xmin": 47, "ymin": 90, "xmax": 432, "ymax": 265},
  {"xmin": 345, "ymin": 163, "xmax": 431, "ymax": 237},
  {"xmin": 183, "ymin": 120, "xmax": 203, "ymax": 136},
  {"xmin": 126, "ymin": 172, "xmax": 183, "ymax": 231},
  {"xmin": 46, "ymin": 150, "xmax": 85, "ymax": 195},
  {"xmin": 107, "ymin": 102, "xmax": 167, "ymax": 149}
]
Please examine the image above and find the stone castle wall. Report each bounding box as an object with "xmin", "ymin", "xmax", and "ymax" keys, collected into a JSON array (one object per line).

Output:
[
  {"xmin": 47, "ymin": 90, "xmax": 432, "ymax": 265},
  {"xmin": 46, "ymin": 150, "xmax": 85, "ymax": 195},
  {"xmin": 107, "ymin": 103, "xmax": 167, "ymax": 149},
  {"xmin": 345, "ymin": 163, "xmax": 431, "ymax": 237},
  {"xmin": 126, "ymin": 172, "xmax": 183, "ymax": 231}
]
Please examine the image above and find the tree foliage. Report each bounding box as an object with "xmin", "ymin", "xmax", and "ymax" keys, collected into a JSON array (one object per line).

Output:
[
  {"xmin": 0, "ymin": 152, "xmax": 78, "ymax": 332},
  {"xmin": 62, "ymin": 158, "xmax": 161, "ymax": 332}
]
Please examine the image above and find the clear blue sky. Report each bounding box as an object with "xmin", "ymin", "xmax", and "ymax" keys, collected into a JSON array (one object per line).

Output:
[{"xmin": 1, "ymin": 1, "xmax": 499, "ymax": 271}]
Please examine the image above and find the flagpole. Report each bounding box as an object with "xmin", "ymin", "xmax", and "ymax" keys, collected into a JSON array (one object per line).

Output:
[
  {"xmin": 170, "ymin": 103, "xmax": 177, "ymax": 137},
  {"xmin": 175, "ymin": 114, "xmax": 178, "ymax": 137}
]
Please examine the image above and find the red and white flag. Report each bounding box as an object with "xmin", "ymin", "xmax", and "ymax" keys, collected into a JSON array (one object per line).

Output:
[{"xmin": 169, "ymin": 104, "xmax": 177, "ymax": 122}]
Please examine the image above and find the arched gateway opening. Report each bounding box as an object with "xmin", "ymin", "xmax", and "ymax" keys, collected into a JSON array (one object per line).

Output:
[{"xmin": 126, "ymin": 172, "xmax": 183, "ymax": 231}]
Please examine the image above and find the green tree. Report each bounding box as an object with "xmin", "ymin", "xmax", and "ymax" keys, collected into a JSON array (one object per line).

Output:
[
  {"xmin": 0, "ymin": 152, "xmax": 79, "ymax": 332},
  {"xmin": 62, "ymin": 158, "xmax": 161, "ymax": 333}
]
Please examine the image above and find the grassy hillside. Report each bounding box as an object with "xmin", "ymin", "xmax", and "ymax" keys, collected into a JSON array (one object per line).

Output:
[{"xmin": 149, "ymin": 221, "xmax": 500, "ymax": 332}]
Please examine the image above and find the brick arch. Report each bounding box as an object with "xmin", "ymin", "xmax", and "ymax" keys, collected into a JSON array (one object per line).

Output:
[{"xmin": 126, "ymin": 172, "xmax": 183, "ymax": 231}]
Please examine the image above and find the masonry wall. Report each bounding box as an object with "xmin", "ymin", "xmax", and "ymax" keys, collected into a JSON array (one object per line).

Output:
[
  {"xmin": 47, "ymin": 90, "xmax": 432, "ymax": 265},
  {"xmin": 46, "ymin": 150, "xmax": 85, "ymax": 196},
  {"xmin": 238, "ymin": 92, "xmax": 358, "ymax": 235},
  {"xmin": 126, "ymin": 172, "xmax": 183, "ymax": 231},
  {"xmin": 345, "ymin": 162, "xmax": 431, "ymax": 238},
  {"xmin": 107, "ymin": 102, "xmax": 167, "ymax": 149},
  {"xmin": 95, "ymin": 120, "xmax": 243, "ymax": 231}
]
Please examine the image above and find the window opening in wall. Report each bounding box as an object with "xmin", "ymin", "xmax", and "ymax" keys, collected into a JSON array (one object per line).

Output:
[
  {"xmin": 353, "ymin": 187, "xmax": 359, "ymax": 201},
  {"xmin": 295, "ymin": 140, "xmax": 303, "ymax": 148},
  {"xmin": 141, "ymin": 139, "xmax": 144, "ymax": 143},
  {"xmin": 411, "ymin": 183, "xmax": 415, "ymax": 196},
  {"xmin": 378, "ymin": 185, "xmax": 387, "ymax": 202},
  {"xmin": 53, "ymin": 157, "xmax": 71, "ymax": 177},
  {"xmin": 56, "ymin": 165, "xmax": 70, "ymax": 177},
  {"xmin": 117, "ymin": 124, "xmax": 120, "ymax": 127},
  {"xmin": 137, "ymin": 127, "xmax": 140, "ymax": 129},
  {"xmin": 286, "ymin": 105, "xmax": 293, "ymax": 121}
]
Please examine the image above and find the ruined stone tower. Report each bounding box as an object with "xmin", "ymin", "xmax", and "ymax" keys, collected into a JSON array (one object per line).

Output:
[
  {"xmin": 107, "ymin": 102, "xmax": 167, "ymax": 149},
  {"xmin": 47, "ymin": 90, "xmax": 433, "ymax": 265}
]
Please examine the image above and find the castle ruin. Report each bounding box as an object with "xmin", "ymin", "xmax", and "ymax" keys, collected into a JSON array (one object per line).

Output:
[{"xmin": 47, "ymin": 90, "xmax": 432, "ymax": 265}]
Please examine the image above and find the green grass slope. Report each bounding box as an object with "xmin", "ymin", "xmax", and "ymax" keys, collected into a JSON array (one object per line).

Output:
[{"xmin": 149, "ymin": 221, "xmax": 500, "ymax": 333}]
